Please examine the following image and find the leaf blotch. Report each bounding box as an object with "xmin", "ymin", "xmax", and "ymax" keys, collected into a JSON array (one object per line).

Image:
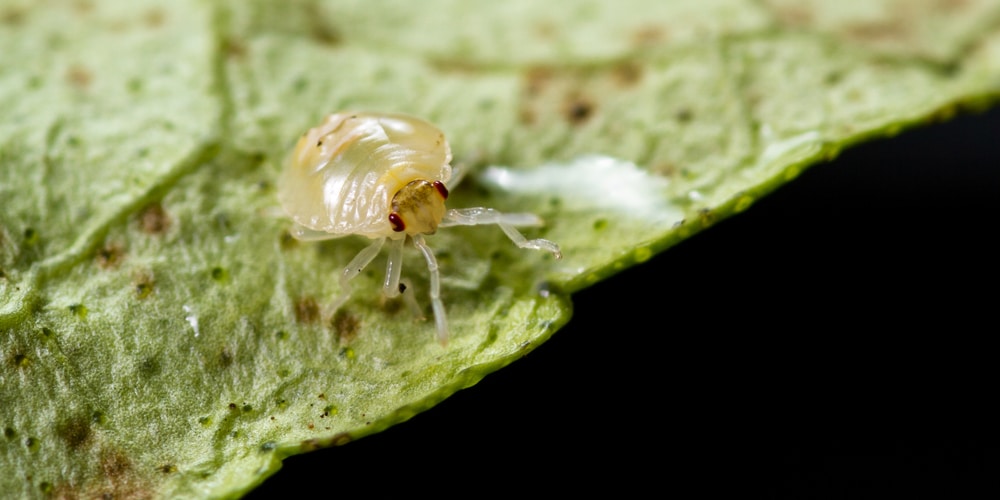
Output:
[
  {"xmin": 331, "ymin": 433, "xmax": 351, "ymax": 446},
  {"xmin": 159, "ymin": 464, "xmax": 177, "ymax": 474},
  {"xmin": 523, "ymin": 66, "xmax": 554, "ymax": 97},
  {"xmin": 563, "ymin": 95, "xmax": 595, "ymax": 125},
  {"xmin": 223, "ymin": 36, "xmax": 249, "ymax": 59},
  {"xmin": 96, "ymin": 241, "xmax": 126, "ymax": 269},
  {"xmin": 139, "ymin": 357, "xmax": 161, "ymax": 378},
  {"xmin": 843, "ymin": 19, "xmax": 912, "ymax": 44},
  {"xmin": 302, "ymin": 1, "xmax": 342, "ymax": 45},
  {"xmin": 57, "ymin": 416, "xmax": 93, "ymax": 450},
  {"xmin": 219, "ymin": 347, "xmax": 235, "ymax": 368},
  {"xmin": 138, "ymin": 202, "xmax": 171, "ymax": 235},
  {"xmin": 9, "ymin": 352, "xmax": 30, "ymax": 368},
  {"xmin": 333, "ymin": 309, "xmax": 359, "ymax": 344},
  {"xmin": 94, "ymin": 447, "xmax": 148, "ymax": 499},
  {"xmin": 65, "ymin": 64, "xmax": 93, "ymax": 89},
  {"xmin": 3, "ymin": 427, "xmax": 15, "ymax": 439},
  {"xmin": 294, "ymin": 296, "xmax": 320, "ymax": 324},
  {"xmin": 771, "ymin": 5, "xmax": 814, "ymax": 26},
  {"xmin": 144, "ymin": 7, "xmax": 166, "ymax": 28},
  {"xmin": 612, "ymin": 62, "xmax": 643, "ymax": 87},
  {"xmin": 631, "ymin": 24, "xmax": 667, "ymax": 47},
  {"xmin": 1, "ymin": 7, "xmax": 26, "ymax": 25}
]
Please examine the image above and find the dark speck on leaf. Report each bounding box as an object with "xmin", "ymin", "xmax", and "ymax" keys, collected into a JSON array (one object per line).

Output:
[
  {"xmin": 333, "ymin": 309, "xmax": 360, "ymax": 344},
  {"xmin": 56, "ymin": 416, "xmax": 93, "ymax": 450},
  {"xmin": 563, "ymin": 96, "xmax": 594, "ymax": 124},
  {"xmin": 138, "ymin": 202, "xmax": 171, "ymax": 235},
  {"xmin": 96, "ymin": 241, "xmax": 125, "ymax": 269},
  {"xmin": 295, "ymin": 296, "xmax": 320, "ymax": 324}
]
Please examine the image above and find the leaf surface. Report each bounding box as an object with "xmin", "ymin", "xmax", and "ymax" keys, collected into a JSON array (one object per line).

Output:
[{"xmin": 2, "ymin": 0, "xmax": 999, "ymax": 497}]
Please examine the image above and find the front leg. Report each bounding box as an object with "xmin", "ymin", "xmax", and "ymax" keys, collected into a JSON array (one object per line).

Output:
[{"xmin": 442, "ymin": 208, "xmax": 562, "ymax": 258}]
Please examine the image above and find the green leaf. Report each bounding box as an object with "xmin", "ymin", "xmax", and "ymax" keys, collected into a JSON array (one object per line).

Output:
[{"xmin": 2, "ymin": 0, "xmax": 999, "ymax": 498}]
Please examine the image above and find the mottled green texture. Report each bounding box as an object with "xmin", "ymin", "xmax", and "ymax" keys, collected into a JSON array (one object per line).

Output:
[{"xmin": 2, "ymin": 0, "xmax": 999, "ymax": 498}]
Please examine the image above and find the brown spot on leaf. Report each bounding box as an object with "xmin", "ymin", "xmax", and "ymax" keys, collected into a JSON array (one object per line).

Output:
[
  {"xmin": 295, "ymin": 296, "xmax": 320, "ymax": 324},
  {"xmin": 935, "ymin": 0, "xmax": 969, "ymax": 8},
  {"xmin": 518, "ymin": 108, "xmax": 536, "ymax": 126},
  {"xmin": 631, "ymin": 24, "xmax": 667, "ymax": 47},
  {"xmin": 772, "ymin": 5, "xmax": 814, "ymax": 26},
  {"xmin": 1, "ymin": 7, "xmax": 26, "ymax": 25},
  {"xmin": 144, "ymin": 7, "xmax": 165, "ymax": 28},
  {"xmin": 65, "ymin": 64, "xmax": 93, "ymax": 89},
  {"xmin": 57, "ymin": 415, "xmax": 93, "ymax": 450},
  {"xmin": 138, "ymin": 202, "xmax": 171, "ymax": 235},
  {"xmin": 223, "ymin": 37, "xmax": 248, "ymax": 58},
  {"xmin": 843, "ymin": 18, "xmax": 911, "ymax": 44},
  {"xmin": 219, "ymin": 347, "xmax": 234, "ymax": 368},
  {"xmin": 332, "ymin": 309, "xmax": 359, "ymax": 344},
  {"xmin": 72, "ymin": 0, "xmax": 94, "ymax": 14},
  {"xmin": 298, "ymin": 1, "xmax": 341, "ymax": 45},
  {"xmin": 89, "ymin": 447, "xmax": 152, "ymax": 500},
  {"xmin": 563, "ymin": 95, "xmax": 595, "ymax": 125},
  {"xmin": 611, "ymin": 62, "xmax": 643, "ymax": 87},
  {"xmin": 158, "ymin": 464, "xmax": 177, "ymax": 474},
  {"xmin": 331, "ymin": 433, "xmax": 352, "ymax": 446},
  {"xmin": 9, "ymin": 351, "xmax": 29, "ymax": 368},
  {"xmin": 652, "ymin": 161, "xmax": 679, "ymax": 177},
  {"xmin": 96, "ymin": 241, "xmax": 125, "ymax": 269},
  {"xmin": 675, "ymin": 108, "xmax": 694, "ymax": 123},
  {"xmin": 100, "ymin": 448, "xmax": 132, "ymax": 479},
  {"xmin": 523, "ymin": 66, "xmax": 554, "ymax": 97}
]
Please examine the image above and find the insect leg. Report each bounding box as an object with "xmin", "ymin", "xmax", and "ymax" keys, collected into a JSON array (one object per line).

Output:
[
  {"xmin": 383, "ymin": 237, "xmax": 405, "ymax": 298},
  {"xmin": 328, "ymin": 237, "xmax": 385, "ymax": 313},
  {"xmin": 442, "ymin": 208, "xmax": 562, "ymax": 259},
  {"xmin": 412, "ymin": 234, "xmax": 448, "ymax": 345}
]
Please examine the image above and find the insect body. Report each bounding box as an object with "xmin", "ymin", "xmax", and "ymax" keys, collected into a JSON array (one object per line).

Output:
[{"xmin": 279, "ymin": 111, "xmax": 561, "ymax": 344}]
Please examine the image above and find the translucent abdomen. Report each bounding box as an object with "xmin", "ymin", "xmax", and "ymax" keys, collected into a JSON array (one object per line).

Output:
[{"xmin": 278, "ymin": 112, "xmax": 452, "ymax": 239}]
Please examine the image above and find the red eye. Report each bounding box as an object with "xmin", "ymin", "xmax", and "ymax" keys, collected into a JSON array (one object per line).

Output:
[
  {"xmin": 388, "ymin": 213, "xmax": 405, "ymax": 232},
  {"xmin": 433, "ymin": 181, "xmax": 449, "ymax": 200}
]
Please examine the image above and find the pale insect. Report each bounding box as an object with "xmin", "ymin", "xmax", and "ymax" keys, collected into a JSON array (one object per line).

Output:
[{"xmin": 278, "ymin": 111, "xmax": 561, "ymax": 344}]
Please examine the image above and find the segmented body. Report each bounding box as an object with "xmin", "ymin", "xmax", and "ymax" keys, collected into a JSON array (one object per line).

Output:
[
  {"xmin": 279, "ymin": 111, "xmax": 561, "ymax": 345},
  {"xmin": 278, "ymin": 112, "xmax": 452, "ymax": 239}
]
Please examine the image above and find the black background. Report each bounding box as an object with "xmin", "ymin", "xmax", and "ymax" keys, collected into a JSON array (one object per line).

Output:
[{"xmin": 248, "ymin": 105, "xmax": 1000, "ymax": 498}]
